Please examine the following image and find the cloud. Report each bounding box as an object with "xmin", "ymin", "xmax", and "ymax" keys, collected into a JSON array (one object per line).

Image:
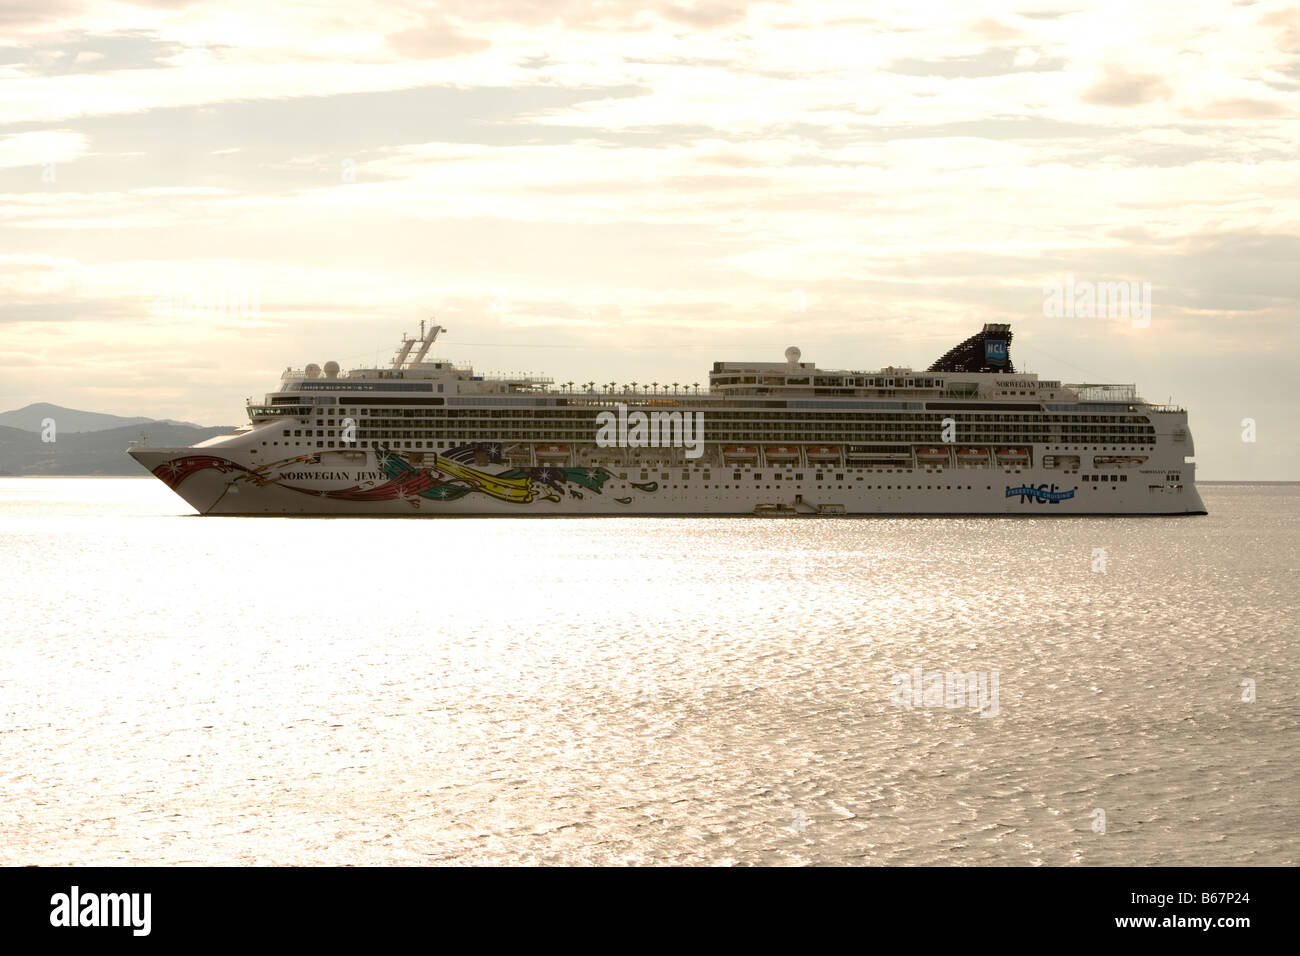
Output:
[
  {"xmin": 1192, "ymin": 97, "xmax": 1287, "ymax": 118},
  {"xmin": 0, "ymin": 0, "xmax": 86, "ymax": 32},
  {"xmin": 387, "ymin": 16, "xmax": 492, "ymax": 59},
  {"xmin": 1258, "ymin": 5, "xmax": 1300, "ymax": 50},
  {"xmin": 659, "ymin": 2, "xmax": 751, "ymax": 30},
  {"xmin": 1, "ymin": 31, "xmax": 186, "ymax": 75},
  {"xmin": 887, "ymin": 47, "xmax": 1062, "ymax": 78},
  {"xmin": 968, "ymin": 18, "xmax": 1024, "ymax": 43},
  {"xmin": 1081, "ymin": 67, "xmax": 1173, "ymax": 107},
  {"xmin": 389, "ymin": 0, "xmax": 758, "ymax": 32},
  {"xmin": 0, "ymin": 130, "xmax": 87, "ymax": 168}
]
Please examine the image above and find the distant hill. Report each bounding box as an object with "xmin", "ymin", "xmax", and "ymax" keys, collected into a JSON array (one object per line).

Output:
[
  {"xmin": 0, "ymin": 403, "xmax": 203, "ymax": 433},
  {"xmin": 0, "ymin": 421, "xmax": 236, "ymax": 475}
]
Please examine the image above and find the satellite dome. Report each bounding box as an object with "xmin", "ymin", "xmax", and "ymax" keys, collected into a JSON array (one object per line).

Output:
[
  {"xmin": 785, "ymin": 346, "xmax": 801, "ymax": 365},
  {"xmin": 304, "ymin": 363, "xmax": 321, "ymax": 379},
  {"xmin": 323, "ymin": 360, "xmax": 340, "ymax": 379}
]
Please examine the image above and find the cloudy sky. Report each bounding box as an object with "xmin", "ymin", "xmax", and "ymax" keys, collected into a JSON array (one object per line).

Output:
[{"xmin": 1, "ymin": 0, "xmax": 1296, "ymax": 478}]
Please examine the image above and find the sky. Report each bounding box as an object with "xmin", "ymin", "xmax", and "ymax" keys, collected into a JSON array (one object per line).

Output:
[{"xmin": 0, "ymin": 0, "xmax": 1296, "ymax": 479}]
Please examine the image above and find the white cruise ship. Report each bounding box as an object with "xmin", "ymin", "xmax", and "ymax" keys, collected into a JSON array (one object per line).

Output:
[{"xmin": 129, "ymin": 322, "xmax": 1206, "ymax": 516}]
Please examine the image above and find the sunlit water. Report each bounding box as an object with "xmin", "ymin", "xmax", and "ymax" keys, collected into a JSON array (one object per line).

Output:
[{"xmin": 1, "ymin": 478, "xmax": 1295, "ymax": 866}]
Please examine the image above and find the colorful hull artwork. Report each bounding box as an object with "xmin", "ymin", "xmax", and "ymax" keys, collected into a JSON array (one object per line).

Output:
[{"xmin": 149, "ymin": 444, "xmax": 660, "ymax": 510}]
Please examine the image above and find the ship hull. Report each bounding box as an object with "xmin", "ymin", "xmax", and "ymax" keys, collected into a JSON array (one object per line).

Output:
[{"xmin": 129, "ymin": 447, "xmax": 1208, "ymax": 517}]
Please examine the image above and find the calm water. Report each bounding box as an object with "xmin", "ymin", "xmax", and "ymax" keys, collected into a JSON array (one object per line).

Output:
[{"xmin": 1, "ymin": 478, "xmax": 1296, "ymax": 866}]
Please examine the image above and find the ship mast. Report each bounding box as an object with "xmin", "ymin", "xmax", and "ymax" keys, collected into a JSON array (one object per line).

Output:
[
  {"xmin": 392, "ymin": 333, "xmax": 416, "ymax": 369},
  {"xmin": 409, "ymin": 318, "xmax": 444, "ymax": 367},
  {"xmin": 391, "ymin": 317, "xmax": 445, "ymax": 369}
]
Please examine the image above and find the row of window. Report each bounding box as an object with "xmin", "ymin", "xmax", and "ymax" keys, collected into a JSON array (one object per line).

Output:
[
  {"xmin": 264, "ymin": 433, "xmax": 1153, "ymax": 457},
  {"xmin": 311, "ymin": 407, "xmax": 1149, "ymax": 425},
  {"xmin": 286, "ymin": 422, "xmax": 1155, "ymax": 443},
  {"xmin": 304, "ymin": 428, "xmax": 1154, "ymax": 443},
  {"xmin": 639, "ymin": 483, "xmax": 996, "ymax": 491},
  {"xmin": 713, "ymin": 375, "xmax": 951, "ymax": 388}
]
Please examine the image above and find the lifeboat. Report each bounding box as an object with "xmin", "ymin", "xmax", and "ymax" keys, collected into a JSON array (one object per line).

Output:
[
  {"xmin": 805, "ymin": 445, "xmax": 840, "ymax": 461},
  {"xmin": 764, "ymin": 446, "xmax": 800, "ymax": 462},
  {"xmin": 956, "ymin": 447, "xmax": 988, "ymax": 461},
  {"xmin": 535, "ymin": 444, "xmax": 570, "ymax": 459},
  {"xmin": 723, "ymin": 446, "xmax": 759, "ymax": 461},
  {"xmin": 995, "ymin": 447, "xmax": 1029, "ymax": 462},
  {"xmin": 915, "ymin": 446, "xmax": 950, "ymax": 462}
]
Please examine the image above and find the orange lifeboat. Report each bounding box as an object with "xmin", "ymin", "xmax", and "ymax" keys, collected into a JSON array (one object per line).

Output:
[
  {"xmin": 915, "ymin": 446, "xmax": 950, "ymax": 462},
  {"xmin": 723, "ymin": 446, "xmax": 759, "ymax": 461},
  {"xmin": 536, "ymin": 444, "xmax": 570, "ymax": 459},
  {"xmin": 956, "ymin": 447, "xmax": 988, "ymax": 461},
  {"xmin": 995, "ymin": 447, "xmax": 1029, "ymax": 462},
  {"xmin": 805, "ymin": 445, "xmax": 840, "ymax": 461},
  {"xmin": 764, "ymin": 446, "xmax": 800, "ymax": 462}
]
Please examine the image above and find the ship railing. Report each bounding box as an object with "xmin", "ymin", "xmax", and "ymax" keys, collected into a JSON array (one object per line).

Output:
[
  {"xmin": 278, "ymin": 366, "xmax": 476, "ymax": 381},
  {"xmin": 553, "ymin": 395, "xmax": 703, "ymax": 407},
  {"xmin": 280, "ymin": 367, "xmax": 372, "ymax": 380},
  {"xmin": 280, "ymin": 367, "xmax": 373, "ymax": 380},
  {"xmin": 1069, "ymin": 383, "xmax": 1138, "ymax": 402},
  {"xmin": 483, "ymin": 374, "xmax": 553, "ymax": 385}
]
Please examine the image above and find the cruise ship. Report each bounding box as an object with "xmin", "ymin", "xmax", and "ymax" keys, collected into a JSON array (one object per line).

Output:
[{"xmin": 129, "ymin": 322, "xmax": 1206, "ymax": 516}]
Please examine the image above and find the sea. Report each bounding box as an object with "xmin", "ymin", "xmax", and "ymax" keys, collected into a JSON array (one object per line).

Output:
[{"xmin": 1, "ymin": 478, "xmax": 1295, "ymax": 866}]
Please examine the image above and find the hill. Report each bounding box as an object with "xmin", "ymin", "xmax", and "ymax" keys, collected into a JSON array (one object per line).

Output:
[
  {"xmin": 0, "ymin": 422, "xmax": 237, "ymax": 475},
  {"xmin": 0, "ymin": 403, "xmax": 202, "ymax": 433}
]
